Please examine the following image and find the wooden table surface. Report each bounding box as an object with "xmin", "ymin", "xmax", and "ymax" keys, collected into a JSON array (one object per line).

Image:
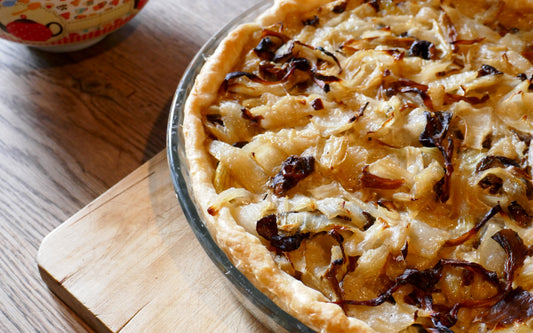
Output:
[{"xmin": 0, "ymin": 0, "xmax": 260, "ymax": 331}]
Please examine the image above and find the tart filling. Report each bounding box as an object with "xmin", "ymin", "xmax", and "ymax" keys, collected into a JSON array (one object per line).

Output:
[{"xmin": 183, "ymin": 0, "xmax": 533, "ymax": 332}]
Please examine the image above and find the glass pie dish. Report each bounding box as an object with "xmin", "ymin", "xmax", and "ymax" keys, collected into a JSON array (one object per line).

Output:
[
  {"xmin": 167, "ymin": 0, "xmax": 533, "ymax": 331},
  {"xmin": 166, "ymin": 1, "xmax": 316, "ymax": 332}
]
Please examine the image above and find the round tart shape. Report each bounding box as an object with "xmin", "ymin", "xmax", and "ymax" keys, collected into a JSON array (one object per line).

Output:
[{"xmin": 180, "ymin": 0, "xmax": 533, "ymax": 331}]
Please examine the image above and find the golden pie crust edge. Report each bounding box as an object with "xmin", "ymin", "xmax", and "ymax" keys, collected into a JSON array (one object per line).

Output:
[{"xmin": 181, "ymin": 2, "xmax": 374, "ymax": 332}]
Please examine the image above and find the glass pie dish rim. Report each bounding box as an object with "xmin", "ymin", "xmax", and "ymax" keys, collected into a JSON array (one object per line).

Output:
[{"xmin": 166, "ymin": 1, "xmax": 316, "ymax": 332}]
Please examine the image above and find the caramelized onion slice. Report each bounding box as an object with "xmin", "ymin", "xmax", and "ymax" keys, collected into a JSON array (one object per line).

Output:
[
  {"xmin": 254, "ymin": 34, "xmax": 285, "ymax": 61},
  {"xmin": 240, "ymin": 107, "xmax": 263, "ymax": 127},
  {"xmin": 256, "ymin": 214, "xmax": 310, "ymax": 252},
  {"xmin": 507, "ymin": 201, "xmax": 532, "ymax": 228},
  {"xmin": 221, "ymin": 71, "xmax": 270, "ymax": 91},
  {"xmin": 476, "ymin": 156, "xmax": 521, "ymax": 172},
  {"xmin": 478, "ymin": 174, "xmax": 503, "ymax": 194},
  {"xmin": 408, "ymin": 40, "xmax": 436, "ymax": 60},
  {"xmin": 419, "ymin": 111, "xmax": 452, "ymax": 148},
  {"xmin": 270, "ymin": 155, "xmax": 315, "ymax": 196},
  {"xmin": 332, "ymin": 0, "xmax": 348, "ymax": 13},
  {"xmin": 364, "ymin": 0, "xmax": 379, "ymax": 12},
  {"xmin": 419, "ymin": 111, "xmax": 454, "ymax": 202},
  {"xmin": 477, "ymin": 64, "xmax": 503, "ymax": 77},
  {"xmin": 360, "ymin": 166, "xmax": 405, "ymax": 190},
  {"xmin": 492, "ymin": 229, "xmax": 528, "ymax": 290},
  {"xmin": 315, "ymin": 46, "xmax": 343, "ymax": 73},
  {"xmin": 479, "ymin": 288, "xmax": 533, "ymax": 328},
  {"xmin": 444, "ymin": 204, "xmax": 502, "ymax": 247}
]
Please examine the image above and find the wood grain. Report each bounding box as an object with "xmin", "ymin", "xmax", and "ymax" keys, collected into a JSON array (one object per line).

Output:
[
  {"xmin": 38, "ymin": 152, "xmax": 270, "ymax": 332},
  {"xmin": 0, "ymin": 0, "xmax": 260, "ymax": 331}
]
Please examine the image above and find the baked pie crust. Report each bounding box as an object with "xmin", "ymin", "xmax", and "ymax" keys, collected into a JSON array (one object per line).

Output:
[{"xmin": 182, "ymin": 0, "xmax": 533, "ymax": 331}]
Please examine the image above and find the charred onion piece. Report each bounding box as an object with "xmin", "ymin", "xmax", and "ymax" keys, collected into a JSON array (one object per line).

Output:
[
  {"xmin": 364, "ymin": 0, "xmax": 379, "ymax": 12},
  {"xmin": 311, "ymin": 98, "xmax": 324, "ymax": 110},
  {"xmin": 325, "ymin": 259, "xmax": 346, "ymax": 305},
  {"xmin": 478, "ymin": 174, "xmax": 503, "ymax": 194},
  {"xmin": 332, "ymin": 0, "xmax": 348, "ymax": 13},
  {"xmin": 271, "ymin": 231, "xmax": 308, "ymax": 252},
  {"xmin": 443, "ymin": 92, "xmax": 489, "ymax": 105},
  {"xmin": 206, "ymin": 114, "xmax": 224, "ymax": 126},
  {"xmin": 271, "ymin": 53, "xmax": 342, "ymax": 92},
  {"xmin": 270, "ymin": 155, "xmax": 315, "ymax": 196},
  {"xmin": 444, "ymin": 204, "xmax": 502, "ymax": 247},
  {"xmin": 240, "ymin": 107, "xmax": 263, "ymax": 127},
  {"xmin": 383, "ymin": 77, "xmax": 428, "ymax": 95},
  {"xmin": 377, "ymin": 199, "xmax": 398, "ymax": 211},
  {"xmin": 287, "ymin": 43, "xmax": 343, "ymax": 85},
  {"xmin": 362, "ymin": 211, "xmax": 376, "ymax": 230},
  {"xmin": 492, "ymin": 229, "xmax": 528, "ymax": 290},
  {"xmin": 400, "ymin": 242, "xmax": 409, "ymax": 260},
  {"xmin": 259, "ymin": 29, "xmax": 291, "ymax": 43},
  {"xmin": 256, "ymin": 214, "xmax": 278, "ymax": 240},
  {"xmin": 419, "ymin": 111, "xmax": 454, "ymax": 202},
  {"xmin": 482, "ymin": 134, "xmax": 492, "ymax": 149},
  {"xmin": 316, "ymin": 46, "xmax": 343, "ymax": 73},
  {"xmin": 312, "ymin": 72, "xmax": 341, "ymax": 92},
  {"xmin": 383, "ymin": 76, "xmax": 435, "ymax": 110},
  {"xmin": 259, "ymin": 61, "xmax": 288, "ymax": 81},
  {"xmin": 256, "ymin": 214, "xmax": 309, "ymax": 252},
  {"xmin": 514, "ymin": 129, "xmax": 532, "ymax": 146},
  {"xmin": 221, "ymin": 71, "xmax": 269, "ymax": 91},
  {"xmin": 419, "ymin": 111, "xmax": 452, "ymax": 148},
  {"xmin": 285, "ymin": 57, "xmax": 312, "ymax": 74},
  {"xmin": 302, "ymin": 15, "xmax": 319, "ymax": 26},
  {"xmin": 254, "ymin": 36, "xmax": 284, "ymax": 61},
  {"xmin": 360, "ymin": 166, "xmax": 405, "ymax": 189},
  {"xmin": 349, "ymin": 101, "xmax": 369, "ymax": 123},
  {"xmin": 478, "ymin": 64, "xmax": 504, "ymax": 77},
  {"xmin": 476, "ymin": 155, "xmax": 521, "ymax": 172},
  {"xmin": 325, "ymin": 228, "xmax": 349, "ymax": 307},
  {"xmin": 440, "ymin": 258, "xmax": 501, "ymax": 286},
  {"xmin": 408, "ymin": 40, "xmax": 436, "ymax": 60},
  {"xmin": 254, "ymin": 29, "xmax": 291, "ymax": 60},
  {"xmin": 526, "ymin": 179, "xmax": 533, "ymax": 200},
  {"xmin": 479, "ymin": 288, "xmax": 533, "ymax": 327},
  {"xmin": 507, "ymin": 201, "xmax": 532, "ymax": 227},
  {"xmin": 232, "ymin": 141, "xmax": 248, "ymax": 148},
  {"xmin": 433, "ymin": 137, "xmax": 454, "ymax": 202},
  {"xmin": 277, "ymin": 38, "xmax": 342, "ymax": 72},
  {"xmin": 476, "ymin": 231, "xmax": 533, "ymax": 327},
  {"xmin": 452, "ymin": 37, "xmax": 485, "ymax": 46}
]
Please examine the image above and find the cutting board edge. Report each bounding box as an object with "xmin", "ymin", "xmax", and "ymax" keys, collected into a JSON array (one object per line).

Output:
[
  {"xmin": 36, "ymin": 151, "xmax": 170, "ymax": 333},
  {"xmin": 34, "ymin": 150, "xmax": 272, "ymax": 333},
  {"xmin": 38, "ymin": 264, "xmax": 112, "ymax": 333}
]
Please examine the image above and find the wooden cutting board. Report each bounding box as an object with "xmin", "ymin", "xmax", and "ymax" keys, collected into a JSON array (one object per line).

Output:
[{"xmin": 37, "ymin": 151, "xmax": 270, "ymax": 332}]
